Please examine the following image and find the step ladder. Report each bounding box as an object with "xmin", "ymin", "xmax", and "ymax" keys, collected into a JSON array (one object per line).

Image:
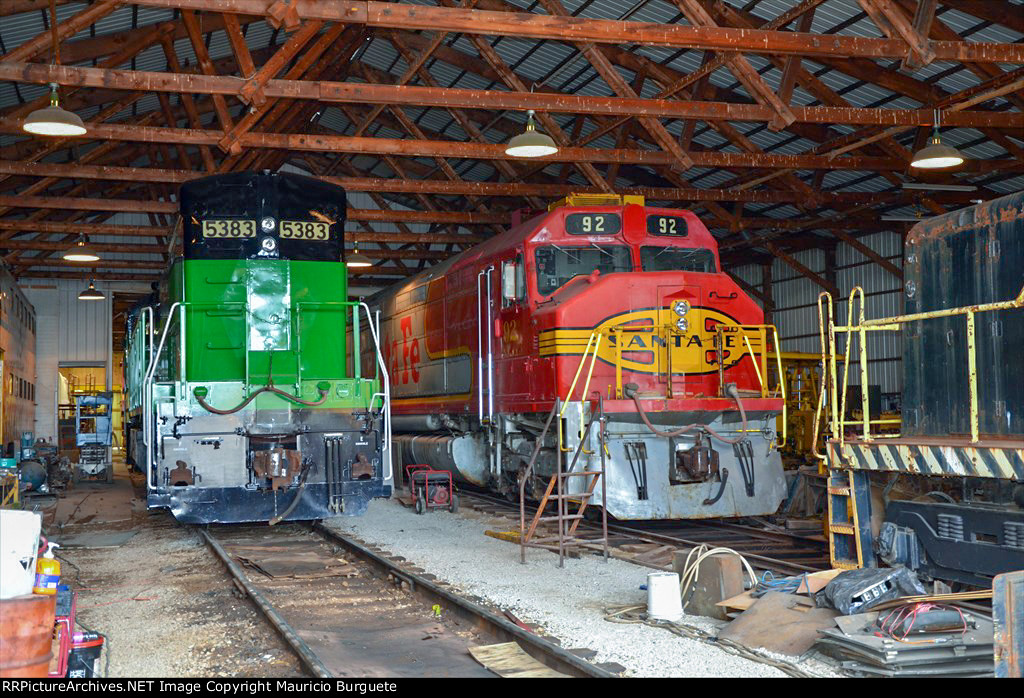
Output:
[
  {"xmin": 826, "ymin": 468, "xmax": 874, "ymax": 570},
  {"xmin": 519, "ymin": 400, "xmax": 610, "ymax": 567}
]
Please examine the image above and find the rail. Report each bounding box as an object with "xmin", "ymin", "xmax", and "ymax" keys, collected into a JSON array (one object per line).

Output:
[{"xmin": 814, "ymin": 284, "xmax": 1024, "ymax": 454}]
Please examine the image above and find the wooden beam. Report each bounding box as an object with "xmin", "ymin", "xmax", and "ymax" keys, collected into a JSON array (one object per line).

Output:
[
  {"xmin": 5, "ymin": 62, "xmax": 1020, "ymax": 130},
  {"xmin": 2, "ymin": 161, "xmax": 978, "ymax": 206},
  {"xmin": 1, "ymin": 0, "xmax": 120, "ymax": 63},
  {"xmin": 120, "ymin": 0, "xmax": 1024, "ymax": 63},
  {"xmin": 0, "ymin": 195, "xmax": 508, "ymax": 224},
  {"xmin": 0, "ymin": 120, "xmax": 972, "ymax": 172},
  {"xmin": 858, "ymin": 0, "xmax": 935, "ymax": 67}
]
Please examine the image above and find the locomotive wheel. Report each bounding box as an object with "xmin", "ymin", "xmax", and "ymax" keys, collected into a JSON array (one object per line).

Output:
[
  {"xmin": 448, "ymin": 494, "xmax": 459, "ymax": 514},
  {"xmin": 415, "ymin": 494, "xmax": 426, "ymax": 515}
]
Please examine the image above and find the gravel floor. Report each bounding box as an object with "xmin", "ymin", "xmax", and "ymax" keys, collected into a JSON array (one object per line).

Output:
[
  {"xmin": 57, "ymin": 514, "xmax": 306, "ymax": 678},
  {"xmin": 325, "ymin": 498, "xmax": 839, "ymax": 678},
  {"xmin": 45, "ymin": 465, "xmax": 306, "ymax": 679}
]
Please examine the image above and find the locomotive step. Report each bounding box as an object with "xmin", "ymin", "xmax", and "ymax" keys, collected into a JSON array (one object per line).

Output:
[
  {"xmin": 828, "ymin": 523, "xmax": 856, "ymax": 535},
  {"xmin": 559, "ymin": 471, "xmax": 603, "ymax": 478},
  {"xmin": 547, "ymin": 493, "xmax": 594, "ymax": 500},
  {"xmin": 536, "ymin": 514, "xmax": 585, "ymax": 522}
]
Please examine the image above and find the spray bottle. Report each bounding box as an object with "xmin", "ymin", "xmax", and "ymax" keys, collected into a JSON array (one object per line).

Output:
[{"xmin": 32, "ymin": 542, "xmax": 60, "ymax": 595}]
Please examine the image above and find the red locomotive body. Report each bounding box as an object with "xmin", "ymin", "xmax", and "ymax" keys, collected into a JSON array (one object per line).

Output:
[{"xmin": 369, "ymin": 195, "xmax": 787, "ymax": 520}]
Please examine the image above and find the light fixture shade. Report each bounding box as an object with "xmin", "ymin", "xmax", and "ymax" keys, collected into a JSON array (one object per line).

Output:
[
  {"xmin": 911, "ymin": 132, "xmax": 964, "ymax": 169},
  {"xmin": 346, "ymin": 250, "xmax": 373, "ymax": 268},
  {"xmin": 78, "ymin": 281, "xmax": 104, "ymax": 301},
  {"xmin": 23, "ymin": 104, "xmax": 87, "ymax": 137},
  {"xmin": 63, "ymin": 236, "xmax": 100, "ymax": 262},
  {"xmin": 505, "ymin": 111, "xmax": 558, "ymax": 158}
]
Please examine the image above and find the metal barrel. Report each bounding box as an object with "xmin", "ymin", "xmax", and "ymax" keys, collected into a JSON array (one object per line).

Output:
[{"xmin": 0, "ymin": 594, "xmax": 56, "ymax": 677}]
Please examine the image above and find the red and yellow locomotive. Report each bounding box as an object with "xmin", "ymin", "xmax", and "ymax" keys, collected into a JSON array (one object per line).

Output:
[{"xmin": 369, "ymin": 194, "xmax": 787, "ymax": 520}]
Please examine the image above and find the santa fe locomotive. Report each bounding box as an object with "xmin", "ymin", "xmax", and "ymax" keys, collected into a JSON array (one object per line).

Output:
[
  {"xmin": 368, "ymin": 194, "xmax": 788, "ymax": 520},
  {"xmin": 124, "ymin": 171, "xmax": 392, "ymax": 524}
]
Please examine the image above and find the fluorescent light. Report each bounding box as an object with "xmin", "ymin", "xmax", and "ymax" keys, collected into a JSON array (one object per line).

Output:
[
  {"xmin": 505, "ymin": 110, "xmax": 558, "ymax": 158},
  {"xmin": 881, "ymin": 216, "xmax": 926, "ymax": 222},
  {"xmin": 901, "ymin": 183, "xmax": 976, "ymax": 192}
]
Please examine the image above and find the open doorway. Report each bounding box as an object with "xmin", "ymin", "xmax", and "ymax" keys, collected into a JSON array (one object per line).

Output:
[{"xmin": 57, "ymin": 364, "xmax": 115, "ymax": 459}]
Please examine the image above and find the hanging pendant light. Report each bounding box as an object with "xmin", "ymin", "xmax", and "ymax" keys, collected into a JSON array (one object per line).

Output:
[
  {"xmin": 23, "ymin": 83, "xmax": 87, "ymax": 137},
  {"xmin": 63, "ymin": 234, "xmax": 100, "ymax": 262},
  {"xmin": 505, "ymin": 110, "xmax": 558, "ymax": 158},
  {"xmin": 78, "ymin": 280, "xmax": 105, "ymax": 301},
  {"xmin": 24, "ymin": 2, "xmax": 86, "ymax": 137},
  {"xmin": 345, "ymin": 240, "xmax": 373, "ymax": 268},
  {"xmin": 911, "ymin": 109, "xmax": 964, "ymax": 169}
]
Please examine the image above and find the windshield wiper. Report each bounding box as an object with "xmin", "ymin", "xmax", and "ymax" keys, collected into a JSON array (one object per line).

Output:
[{"xmin": 551, "ymin": 244, "xmax": 581, "ymax": 264}]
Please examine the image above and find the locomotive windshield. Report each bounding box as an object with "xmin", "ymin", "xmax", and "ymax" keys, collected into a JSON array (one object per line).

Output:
[
  {"xmin": 640, "ymin": 246, "xmax": 717, "ymax": 273},
  {"xmin": 534, "ymin": 244, "xmax": 631, "ymax": 294}
]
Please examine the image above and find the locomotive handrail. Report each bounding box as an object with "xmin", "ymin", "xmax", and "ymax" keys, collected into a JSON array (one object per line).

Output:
[
  {"xmin": 558, "ymin": 331, "xmax": 602, "ymax": 454},
  {"xmin": 816, "ymin": 283, "xmax": 1024, "ymax": 453},
  {"xmin": 143, "ymin": 301, "xmax": 181, "ymax": 491},
  {"xmin": 477, "ymin": 266, "xmax": 495, "ymax": 425},
  {"xmin": 293, "ymin": 299, "xmax": 393, "ymax": 483}
]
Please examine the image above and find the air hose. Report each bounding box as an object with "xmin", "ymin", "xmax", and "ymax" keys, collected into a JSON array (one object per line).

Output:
[
  {"xmin": 628, "ymin": 382, "xmax": 749, "ymax": 445},
  {"xmin": 195, "ymin": 384, "xmax": 329, "ymax": 415},
  {"xmin": 268, "ymin": 461, "xmax": 312, "ymax": 526}
]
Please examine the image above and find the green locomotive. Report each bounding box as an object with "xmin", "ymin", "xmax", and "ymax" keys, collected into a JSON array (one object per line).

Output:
[{"xmin": 124, "ymin": 171, "xmax": 392, "ymax": 523}]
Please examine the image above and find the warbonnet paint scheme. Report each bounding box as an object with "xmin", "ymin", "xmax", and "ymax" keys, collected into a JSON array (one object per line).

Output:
[
  {"xmin": 123, "ymin": 172, "xmax": 392, "ymax": 524},
  {"xmin": 365, "ymin": 195, "xmax": 787, "ymax": 520}
]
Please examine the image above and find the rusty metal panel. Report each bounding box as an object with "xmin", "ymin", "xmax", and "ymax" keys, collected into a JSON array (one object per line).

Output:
[
  {"xmin": 902, "ymin": 192, "xmax": 1024, "ymax": 438},
  {"xmin": 994, "ymin": 570, "xmax": 1023, "ymax": 678}
]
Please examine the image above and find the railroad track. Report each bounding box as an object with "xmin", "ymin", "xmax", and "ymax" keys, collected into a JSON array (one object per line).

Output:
[
  {"xmin": 198, "ymin": 522, "xmax": 616, "ymax": 679},
  {"xmin": 461, "ymin": 490, "xmax": 831, "ymax": 577}
]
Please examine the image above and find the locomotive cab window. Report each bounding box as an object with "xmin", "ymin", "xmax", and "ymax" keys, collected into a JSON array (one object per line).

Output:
[
  {"xmin": 534, "ymin": 244, "xmax": 631, "ymax": 295},
  {"xmin": 641, "ymin": 246, "xmax": 717, "ymax": 273},
  {"xmin": 565, "ymin": 213, "xmax": 621, "ymax": 235},
  {"xmin": 647, "ymin": 215, "xmax": 688, "ymax": 237}
]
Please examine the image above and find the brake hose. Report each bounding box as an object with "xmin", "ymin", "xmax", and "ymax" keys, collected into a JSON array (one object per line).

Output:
[
  {"xmin": 268, "ymin": 460, "xmax": 312, "ymax": 526},
  {"xmin": 196, "ymin": 385, "xmax": 329, "ymax": 415},
  {"xmin": 629, "ymin": 383, "xmax": 749, "ymax": 445}
]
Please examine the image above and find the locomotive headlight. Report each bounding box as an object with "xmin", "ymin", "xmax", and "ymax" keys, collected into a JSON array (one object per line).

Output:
[
  {"xmin": 261, "ymin": 216, "xmax": 276, "ymax": 232},
  {"xmin": 261, "ymin": 236, "xmax": 277, "ymax": 253},
  {"xmin": 673, "ymin": 300, "xmax": 690, "ymax": 316},
  {"xmin": 676, "ymin": 317, "xmax": 689, "ymax": 333}
]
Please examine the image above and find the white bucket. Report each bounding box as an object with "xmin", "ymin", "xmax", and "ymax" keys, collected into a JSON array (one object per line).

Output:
[
  {"xmin": 647, "ymin": 571, "xmax": 683, "ymax": 621},
  {"xmin": 0, "ymin": 509, "xmax": 42, "ymax": 599}
]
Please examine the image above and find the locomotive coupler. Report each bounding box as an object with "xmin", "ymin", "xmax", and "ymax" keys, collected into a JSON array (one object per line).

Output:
[{"xmin": 673, "ymin": 432, "xmax": 720, "ymax": 484}]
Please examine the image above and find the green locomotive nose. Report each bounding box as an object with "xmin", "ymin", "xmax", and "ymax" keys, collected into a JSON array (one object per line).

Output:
[{"xmin": 124, "ymin": 172, "xmax": 392, "ymax": 524}]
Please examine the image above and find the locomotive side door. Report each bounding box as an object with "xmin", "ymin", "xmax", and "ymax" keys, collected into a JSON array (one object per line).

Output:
[{"xmin": 495, "ymin": 253, "xmax": 531, "ymax": 404}]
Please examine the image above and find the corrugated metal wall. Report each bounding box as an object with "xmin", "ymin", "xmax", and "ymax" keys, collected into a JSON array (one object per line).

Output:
[
  {"xmin": 731, "ymin": 231, "xmax": 904, "ymax": 397},
  {"xmin": 22, "ymin": 279, "xmax": 114, "ymax": 441}
]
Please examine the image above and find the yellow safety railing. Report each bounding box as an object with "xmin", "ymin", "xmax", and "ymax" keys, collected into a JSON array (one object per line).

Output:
[
  {"xmin": 607, "ymin": 321, "xmax": 787, "ymax": 448},
  {"xmin": 558, "ymin": 331, "xmax": 602, "ymax": 453},
  {"xmin": 815, "ymin": 284, "xmax": 1024, "ymax": 459}
]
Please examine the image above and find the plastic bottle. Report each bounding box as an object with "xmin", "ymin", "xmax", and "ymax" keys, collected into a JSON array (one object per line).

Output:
[{"xmin": 32, "ymin": 542, "xmax": 60, "ymax": 595}]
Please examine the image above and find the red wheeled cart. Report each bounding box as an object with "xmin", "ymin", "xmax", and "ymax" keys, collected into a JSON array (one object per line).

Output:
[{"xmin": 404, "ymin": 464, "xmax": 459, "ymax": 514}]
